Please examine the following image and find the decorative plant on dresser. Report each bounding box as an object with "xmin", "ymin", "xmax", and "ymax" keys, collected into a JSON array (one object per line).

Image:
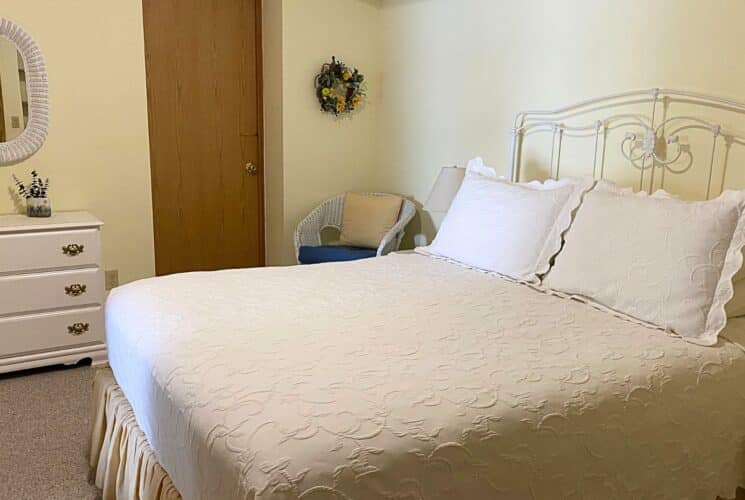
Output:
[
  {"xmin": 0, "ymin": 212, "xmax": 107, "ymax": 373},
  {"xmin": 13, "ymin": 170, "xmax": 51, "ymax": 217}
]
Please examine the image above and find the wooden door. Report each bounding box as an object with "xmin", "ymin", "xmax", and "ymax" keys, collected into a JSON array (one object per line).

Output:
[{"xmin": 143, "ymin": 0, "xmax": 264, "ymax": 275}]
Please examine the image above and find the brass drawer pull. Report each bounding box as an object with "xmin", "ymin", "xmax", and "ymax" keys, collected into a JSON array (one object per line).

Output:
[
  {"xmin": 64, "ymin": 284, "xmax": 87, "ymax": 297},
  {"xmin": 62, "ymin": 243, "xmax": 85, "ymax": 256},
  {"xmin": 67, "ymin": 323, "xmax": 90, "ymax": 336}
]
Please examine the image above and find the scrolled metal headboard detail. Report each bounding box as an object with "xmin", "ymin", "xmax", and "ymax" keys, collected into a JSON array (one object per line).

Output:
[{"xmin": 510, "ymin": 88, "xmax": 745, "ymax": 200}]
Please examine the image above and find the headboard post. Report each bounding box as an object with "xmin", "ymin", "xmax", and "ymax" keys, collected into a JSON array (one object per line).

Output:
[{"xmin": 508, "ymin": 126, "xmax": 521, "ymax": 182}]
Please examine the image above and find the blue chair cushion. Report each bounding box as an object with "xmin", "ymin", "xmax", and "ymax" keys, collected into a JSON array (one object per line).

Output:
[{"xmin": 298, "ymin": 245, "xmax": 377, "ymax": 264}]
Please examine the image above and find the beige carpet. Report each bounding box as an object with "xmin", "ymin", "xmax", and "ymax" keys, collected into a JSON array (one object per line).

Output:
[{"xmin": 0, "ymin": 364, "xmax": 100, "ymax": 500}]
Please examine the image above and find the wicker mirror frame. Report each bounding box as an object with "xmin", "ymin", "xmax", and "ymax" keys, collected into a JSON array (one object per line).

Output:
[{"xmin": 0, "ymin": 18, "xmax": 48, "ymax": 165}]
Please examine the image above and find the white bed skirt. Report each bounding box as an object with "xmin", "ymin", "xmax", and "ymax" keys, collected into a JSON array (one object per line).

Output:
[{"xmin": 89, "ymin": 368, "xmax": 182, "ymax": 500}]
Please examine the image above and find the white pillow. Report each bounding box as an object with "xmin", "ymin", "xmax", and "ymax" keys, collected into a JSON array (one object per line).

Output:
[
  {"xmin": 425, "ymin": 157, "xmax": 594, "ymax": 283},
  {"xmin": 543, "ymin": 180, "xmax": 745, "ymax": 345}
]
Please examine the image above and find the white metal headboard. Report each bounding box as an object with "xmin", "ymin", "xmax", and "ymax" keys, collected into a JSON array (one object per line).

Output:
[{"xmin": 510, "ymin": 88, "xmax": 745, "ymax": 200}]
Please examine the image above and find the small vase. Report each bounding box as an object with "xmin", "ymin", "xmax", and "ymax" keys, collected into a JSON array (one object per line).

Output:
[{"xmin": 27, "ymin": 197, "xmax": 51, "ymax": 218}]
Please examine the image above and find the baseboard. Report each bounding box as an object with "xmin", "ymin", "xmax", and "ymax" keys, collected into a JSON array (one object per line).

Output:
[{"xmin": 0, "ymin": 344, "xmax": 108, "ymax": 374}]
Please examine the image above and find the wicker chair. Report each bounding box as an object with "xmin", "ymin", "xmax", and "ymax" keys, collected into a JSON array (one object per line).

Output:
[{"xmin": 294, "ymin": 193, "xmax": 416, "ymax": 264}]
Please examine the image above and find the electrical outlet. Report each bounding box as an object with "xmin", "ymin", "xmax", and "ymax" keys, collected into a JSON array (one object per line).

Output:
[
  {"xmin": 10, "ymin": 116, "xmax": 20, "ymax": 129},
  {"xmin": 105, "ymin": 269, "xmax": 119, "ymax": 290}
]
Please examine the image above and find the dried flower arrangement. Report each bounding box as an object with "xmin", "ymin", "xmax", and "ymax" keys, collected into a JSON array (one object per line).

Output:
[
  {"xmin": 13, "ymin": 170, "xmax": 51, "ymax": 217},
  {"xmin": 13, "ymin": 170, "xmax": 49, "ymax": 199}
]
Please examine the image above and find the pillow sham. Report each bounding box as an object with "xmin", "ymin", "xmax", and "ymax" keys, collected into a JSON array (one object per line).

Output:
[
  {"xmin": 543, "ymin": 180, "xmax": 745, "ymax": 345},
  {"xmin": 425, "ymin": 157, "xmax": 594, "ymax": 283}
]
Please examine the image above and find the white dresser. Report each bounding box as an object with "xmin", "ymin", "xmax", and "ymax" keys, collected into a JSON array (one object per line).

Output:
[{"xmin": 0, "ymin": 211, "xmax": 107, "ymax": 373}]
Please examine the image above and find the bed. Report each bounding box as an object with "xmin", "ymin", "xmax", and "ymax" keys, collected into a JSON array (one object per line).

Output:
[{"xmin": 93, "ymin": 89, "xmax": 745, "ymax": 499}]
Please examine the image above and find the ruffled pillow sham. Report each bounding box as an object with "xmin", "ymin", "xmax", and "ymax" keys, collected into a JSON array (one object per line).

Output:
[
  {"xmin": 543, "ymin": 180, "xmax": 745, "ymax": 345},
  {"xmin": 424, "ymin": 157, "xmax": 594, "ymax": 283}
]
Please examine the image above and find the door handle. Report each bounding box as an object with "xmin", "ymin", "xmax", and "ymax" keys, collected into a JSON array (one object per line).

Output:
[{"xmin": 245, "ymin": 162, "xmax": 257, "ymax": 175}]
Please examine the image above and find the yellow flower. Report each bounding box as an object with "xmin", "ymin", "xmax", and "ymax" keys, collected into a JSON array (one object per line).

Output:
[
  {"xmin": 336, "ymin": 99, "xmax": 346, "ymax": 113},
  {"xmin": 342, "ymin": 71, "xmax": 352, "ymax": 81},
  {"xmin": 321, "ymin": 87, "xmax": 333, "ymax": 97},
  {"xmin": 352, "ymin": 95, "xmax": 362, "ymax": 107}
]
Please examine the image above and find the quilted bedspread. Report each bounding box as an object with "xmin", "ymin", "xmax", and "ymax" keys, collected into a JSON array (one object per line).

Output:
[{"xmin": 106, "ymin": 253, "xmax": 745, "ymax": 500}]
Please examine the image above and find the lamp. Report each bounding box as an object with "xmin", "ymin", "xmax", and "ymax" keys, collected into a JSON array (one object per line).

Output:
[{"xmin": 424, "ymin": 166, "xmax": 465, "ymax": 212}]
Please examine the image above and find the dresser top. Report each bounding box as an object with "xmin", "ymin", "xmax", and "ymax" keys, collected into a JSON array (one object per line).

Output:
[{"xmin": 0, "ymin": 211, "xmax": 103, "ymax": 234}]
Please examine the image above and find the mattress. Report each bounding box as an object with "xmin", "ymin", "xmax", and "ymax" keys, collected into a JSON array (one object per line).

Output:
[{"xmin": 106, "ymin": 253, "xmax": 745, "ymax": 500}]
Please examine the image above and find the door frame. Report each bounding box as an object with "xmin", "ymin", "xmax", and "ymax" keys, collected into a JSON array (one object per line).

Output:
[
  {"xmin": 253, "ymin": 0, "xmax": 266, "ymax": 267},
  {"xmin": 142, "ymin": 0, "xmax": 266, "ymax": 273}
]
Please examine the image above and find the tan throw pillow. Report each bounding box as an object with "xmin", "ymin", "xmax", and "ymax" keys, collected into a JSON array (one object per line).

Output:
[{"xmin": 339, "ymin": 193, "xmax": 403, "ymax": 249}]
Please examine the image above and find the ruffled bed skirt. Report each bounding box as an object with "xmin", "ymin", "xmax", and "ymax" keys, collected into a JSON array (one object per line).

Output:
[{"xmin": 89, "ymin": 368, "xmax": 182, "ymax": 500}]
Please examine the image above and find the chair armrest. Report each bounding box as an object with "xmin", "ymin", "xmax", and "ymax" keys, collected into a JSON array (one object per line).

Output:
[
  {"xmin": 376, "ymin": 200, "xmax": 417, "ymax": 256},
  {"xmin": 294, "ymin": 196, "xmax": 344, "ymax": 262}
]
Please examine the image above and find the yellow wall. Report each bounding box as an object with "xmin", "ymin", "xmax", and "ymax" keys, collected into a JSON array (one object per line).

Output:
[
  {"xmin": 8, "ymin": 0, "xmax": 739, "ymax": 269},
  {"xmin": 377, "ymin": 0, "xmax": 745, "ymax": 243},
  {"xmin": 1, "ymin": 0, "xmax": 382, "ymax": 272},
  {"xmin": 269, "ymin": 0, "xmax": 382, "ymax": 265},
  {"xmin": 1, "ymin": 2, "xmax": 155, "ymax": 284}
]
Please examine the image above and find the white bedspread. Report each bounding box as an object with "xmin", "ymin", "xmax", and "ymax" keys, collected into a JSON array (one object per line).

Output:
[{"xmin": 106, "ymin": 253, "xmax": 745, "ymax": 500}]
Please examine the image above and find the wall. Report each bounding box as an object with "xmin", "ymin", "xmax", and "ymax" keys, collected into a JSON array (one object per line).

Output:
[
  {"xmin": 267, "ymin": 0, "xmax": 382, "ymax": 265},
  {"xmin": 1, "ymin": 2, "xmax": 154, "ymax": 284},
  {"xmin": 3, "ymin": 0, "xmax": 383, "ymax": 272},
  {"xmin": 8, "ymin": 1, "xmax": 736, "ymax": 269},
  {"xmin": 377, "ymin": 0, "xmax": 745, "ymax": 244}
]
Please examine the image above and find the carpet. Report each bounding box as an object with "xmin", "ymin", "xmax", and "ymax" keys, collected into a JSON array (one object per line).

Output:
[{"xmin": 0, "ymin": 364, "xmax": 100, "ymax": 500}]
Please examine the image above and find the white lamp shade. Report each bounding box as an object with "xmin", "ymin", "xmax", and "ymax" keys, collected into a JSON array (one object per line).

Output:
[{"xmin": 424, "ymin": 166, "xmax": 465, "ymax": 212}]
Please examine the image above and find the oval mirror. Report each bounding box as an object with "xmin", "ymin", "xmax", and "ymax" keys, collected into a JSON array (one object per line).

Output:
[{"xmin": 0, "ymin": 18, "xmax": 48, "ymax": 165}]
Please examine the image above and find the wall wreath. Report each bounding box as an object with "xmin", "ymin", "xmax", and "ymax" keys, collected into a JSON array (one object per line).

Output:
[{"xmin": 314, "ymin": 56, "xmax": 365, "ymax": 115}]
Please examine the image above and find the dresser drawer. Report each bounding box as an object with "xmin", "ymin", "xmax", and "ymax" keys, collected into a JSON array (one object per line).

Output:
[
  {"xmin": 0, "ymin": 228, "xmax": 101, "ymax": 273},
  {"xmin": 0, "ymin": 307, "xmax": 104, "ymax": 357},
  {"xmin": 0, "ymin": 268, "xmax": 104, "ymax": 316}
]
